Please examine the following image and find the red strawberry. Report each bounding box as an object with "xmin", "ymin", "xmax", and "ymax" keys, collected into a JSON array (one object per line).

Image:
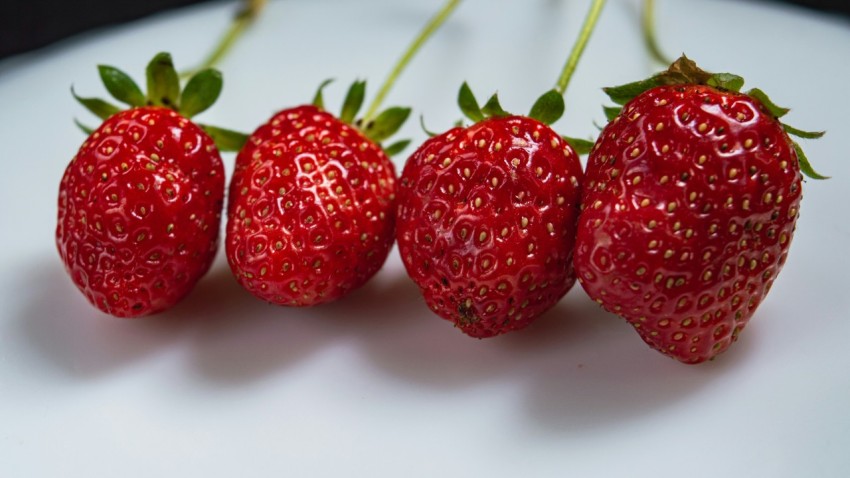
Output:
[
  {"xmin": 574, "ymin": 57, "xmax": 825, "ymax": 363},
  {"xmin": 396, "ymin": 85, "xmax": 585, "ymax": 337},
  {"xmin": 225, "ymin": 82, "xmax": 410, "ymax": 305},
  {"xmin": 57, "ymin": 53, "xmax": 245, "ymax": 317}
]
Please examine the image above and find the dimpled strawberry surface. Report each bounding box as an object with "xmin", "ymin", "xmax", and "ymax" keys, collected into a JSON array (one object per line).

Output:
[{"xmin": 397, "ymin": 115, "xmax": 583, "ymax": 338}]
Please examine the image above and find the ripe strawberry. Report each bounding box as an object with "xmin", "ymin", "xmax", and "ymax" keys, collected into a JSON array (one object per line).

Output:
[
  {"xmin": 396, "ymin": 85, "xmax": 585, "ymax": 337},
  {"xmin": 574, "ymin": 57, "xmax": 825, "ymax": 363},
  {"xmin": 57, "ymin": 53, "xmax": 245, "ymax": 317},
  {"xmin": 225, "ymin": 82, "xmax": 410, "ymax": 305}
]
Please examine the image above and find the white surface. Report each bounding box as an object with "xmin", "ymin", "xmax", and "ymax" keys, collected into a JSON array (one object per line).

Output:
[{"xmin": 1, "ymin": 0, "xmax": 849, "ymax": 476}]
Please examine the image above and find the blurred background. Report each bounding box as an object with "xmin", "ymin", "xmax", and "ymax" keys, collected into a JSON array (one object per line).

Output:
[{"xmin": 1, "ymin": 0, "xmax": 848, "ymax": 60}]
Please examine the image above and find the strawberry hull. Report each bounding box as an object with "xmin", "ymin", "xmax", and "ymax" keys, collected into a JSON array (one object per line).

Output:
[
  {"xmin": 575, "ymin": 85, "xmax": 803, "ymax": 363},
  {"xmin": 57, "ymin": 107, "xmax": 225, "ymax": 317},
  {"xmin": 397, "ymin": 116, "xmax": 583, "ymax": 338}
]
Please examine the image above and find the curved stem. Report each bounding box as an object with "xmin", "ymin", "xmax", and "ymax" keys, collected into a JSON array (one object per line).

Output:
[
  {"xmin": 362, "ymin": 0, "xmax": 462, "ymax": 124},
  {"xmin": 642, "ymin": 0, "xmax": 672, "ymax": 65},
  {"xmin": 555, "ymin": 0, "xmax": 607, "ymax": 96},
  {"xmin": 182, "ymin": 0, "xmax": 267, "ymax": 77}
]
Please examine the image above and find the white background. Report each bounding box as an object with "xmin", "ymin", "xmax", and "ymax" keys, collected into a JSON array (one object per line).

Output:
[{"xmin": 1, "ymin": 0, "xmax": 849, "ymax": 476}]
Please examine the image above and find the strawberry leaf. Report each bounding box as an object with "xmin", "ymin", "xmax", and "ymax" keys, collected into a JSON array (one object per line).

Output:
[
  {"xmin": 746, "ymin": 88, "xmax": 790, "ymax": 119},
  {"xmin": 98, "ymin": 65, "xmax": 145, "ymax": 107},
  {"xmin": 706, "ymin": 73, "xmax": 744, "ymax": 92},
  {"xmin": 562, "ymin": 136, "xmax": 595, "ymax": 155},
  {"xmin": 179, "ymin": 69, "xmax": 223, "ymax": 118},
  {"xmin": 383, "ymin": 139, "xmax": 412, "ymax": 156},
  {"xmin": 312, "ymin": 79, "xmax": 334, "ymax": 110},
  {"xmin": 199, "ymin": 124, "xmax": 248, "ymax": 152},
  {"xmin": 420, "ymin": 115, "xmax": 439, "ymax": 137},
  {"xmin": 603, "ymin": 77, "xmax": 662, "ymax": 105},
  {"xmin": 341, "ymin": 80, "xmax": 366, "ymax": 124},
  {"xmin": 74, "ymin": 118, "xmax": 95, "ymax": 135},
  {"xmin": 71, "ymin": 86, "xmax": 121, "ymax": 120},
  {"xmin": 481, "ymin": 93, "xmax": 510, "ymax": 118},
  {"xmin": 791, "ymin": 140, "xmax": 828, "ymax": 180},
  {"xmin": 528, "ymin": 90, "xmax": 564, "ymax": 125},
  {"xmin": 783, "ymin": 123, "xmax": 825, "ymax": 139},
  {"xmin": 458, "ymin": 82, "xmax": 484, "ymax": 123},
  {"xmin": 146, "ymin": 52, "xmax": 180, "ymax": 108},
  {"xmin": 364, "ymin": 107, "xmax": 411, "ymax": 142},
  {"xmin": 603, "ymin": 105, "xmax": 621, "ymax": 122}
]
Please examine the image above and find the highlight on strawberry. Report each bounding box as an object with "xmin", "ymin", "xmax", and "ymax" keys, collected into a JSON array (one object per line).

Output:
[
  {"xmin": 395, "ymin": 0, "xmax": 606, "ymax": 338},
  {"xmin": 57, "ymin": 52, "xmax": 247, "ymax": 317},
  {"xmin": 573, "ymin": 55, "xmax": 826, "ymax": 363},
  {"xmin": 225, "ymin": 0, "xmax": 462, "ymax": 306}
]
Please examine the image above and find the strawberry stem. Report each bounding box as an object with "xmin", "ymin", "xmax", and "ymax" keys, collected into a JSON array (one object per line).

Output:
[
  {"xmin": 555, "ymin": 0, "xmax": 607, "ymax": 96},
  {"xmin": 362, "ymin": 0, "xmax": 463, "ymax": 125},
  {"xmin": 642, "ymin": 0, "xmax": 672, "ymax": 65},
  {"xmin": 182, "ymin": 0, "xmax": 267, "ymax": 78}
]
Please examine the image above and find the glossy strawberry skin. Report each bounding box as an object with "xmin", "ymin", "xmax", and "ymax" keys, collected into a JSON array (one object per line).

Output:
[
  {"xmin": 397, "ymin": 116, "xmax": 583, "ymax": 338},
  {"xmin": 57, "ymin": 107, "xmax": 225, "ymax": 317},
  {"xmin": 574, "ymin": 85, "xmax": 802, "ymax": 363},
  {"xmin": 226, "ymin": 105, "xmax": 397, "ymax": 305}
]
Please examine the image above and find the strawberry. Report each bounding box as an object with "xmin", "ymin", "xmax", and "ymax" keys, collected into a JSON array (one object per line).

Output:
[
  {"xmin": 57, "ymin": 53, "xmax": 246, "ymax": 317},
  {"xmin": 225, "ymin": 0, "xmax": 463, "ymax": 305},
  {"xmin": 225, "ymin": 82, "xmax": 411, "ymax": 305},
  {"xmin": 574, "ymin": 56, "xmax": 825, "ymax": 363},
  {"xmin": 396, "ymin": 85, "xmax": 586, "ymax": 337}
]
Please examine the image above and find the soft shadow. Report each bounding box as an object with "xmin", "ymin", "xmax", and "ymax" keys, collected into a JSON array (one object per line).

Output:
[
  {"xmin": 519, "ymin": 290, "xmax": 757, "ymax": 433},
  {"xmin": 183, "ymin": 263, "xmax": 331, "ymax": 386},
  {"xmin": 12, "ymin": 259, "xmax": 195, "ymax": 379},
  {"xmin": 353, "ymin": 287, "xmax": 612, "ymax": 391},
  {"xmin": 184, "ymin": 263, "xmax": 427, "ymax": 386}
]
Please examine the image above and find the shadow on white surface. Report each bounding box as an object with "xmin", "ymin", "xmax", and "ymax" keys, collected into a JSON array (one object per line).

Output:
[
  {"xmin": 182, "ymin": 262, "xmax": 422, "ymax": 385},
  {"xmin": 13, "ymin": 259, "xmax": 196, "ymax": 379},
  {"xmin": 515, "ymin": 294, "xmax": 756, "ymax": 432},
  {"xmin": 11, "ymin": 255, "xmax": 756, "ymax": 433}
]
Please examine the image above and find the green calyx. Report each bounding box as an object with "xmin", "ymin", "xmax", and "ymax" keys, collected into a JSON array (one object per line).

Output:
[
  {"xmin": 452, "ymin": 82, "xmax": 593, "ymax": 154},
  {"xmin": 72, "ymin": 52, "xmax": 247, "ymax": 152},
  {"xmin": 453, "ymin": 82, "xmax": 592, "ymax": 154},
  {"xmin": 602, "ymin": 55, "xmax": 827, "ymax": 180},
  {"xmin": 456, "ymin": 82, "xmax": 566, "ymax": 126},
  {"xmin": 311, "ymin": 79, "xmax": 412, "ymax": 157}
]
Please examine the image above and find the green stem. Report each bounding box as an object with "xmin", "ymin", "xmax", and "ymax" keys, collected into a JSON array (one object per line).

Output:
[
  {"xmin": 555, "ymin": 0, "xmax": 607, "ymax": 96},
  {"xmin": 362, "ymin": 0, "xmax": 462, "ymax": 124},
  {"xmin": 642, "ymin": 0, "xmax": 672, "ymax": 65},
  {"xmin": 182, "ymin": 0, "xmax": 267, "ymax": 78}
]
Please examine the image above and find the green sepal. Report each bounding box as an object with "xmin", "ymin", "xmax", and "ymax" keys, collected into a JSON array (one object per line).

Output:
[
  {"xmin": 791, "ymin": 140, "xmax": 828, "ymax": 180},
  {"xmin": 420, "ymin": 115, "xmax": 439, "ymax": 137},
  {"xmin": 198, "ymin": 124, "xmax": 249, "ymax": 152},
  {"xmin": 481, "ymin": 93, "xmax": 510, "ymax": 118},
  {"xmin": 562, "ymin": 136, "xmax": 595, "ymax": 155},
  {"xmin": 528, "ymin": 89, "xmax": 565, "ymax": 125},
  {"xmin": 340, "ymin": 80, "xmax": 366, "ymax": 124},
  {"xmin": 603, "ymin": 105, "xmax": 621, "ymax": 122},
  {"xmin": 146, "ymin": 52, "xmax": 181, "ymax": 108},
  {"xmin": 312, "ymin": 79, "xmax": 334, "ymax": 110},
  {"xmin": 74, "ymin": 118, "xmax": 95, "ymax": 135},
  {"xmin": 458, "ymin": 82, "xmax": 484, "ymax": 123},
  {"xmin": 363, "ymin": 107, "xmax": 411, "ymax": 143},
  {"xmin": 706, "ymin": 73, "xmax": 744, "ymax": 92},
  {"xmin": 383, "ymin": 139, "xmax": 412, "ymax": 157},
  {"xmin": 603, "ymin": 77, "xmax": 662, "ymax": 105},
  {"xmin": 179, "ymin": 69, "xmax": 223, "ymax": 118},
  {"xmin": 783, "ymin": 124, "xmax": 825, "ymax": 139},
  {"xmin": 98, "ymin": 65, "xmax": 145, "ymax": 107},
  {"xmin": 603, "ymin": 55, "xmax": 712, "ymax": 105},
  {"xmin": 746, "ymin": 88, "xmax": 790, "ymax": 119},
  {"xmin": 71, "ymin": 86, "xmax": 121, "ymax": 120}
]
